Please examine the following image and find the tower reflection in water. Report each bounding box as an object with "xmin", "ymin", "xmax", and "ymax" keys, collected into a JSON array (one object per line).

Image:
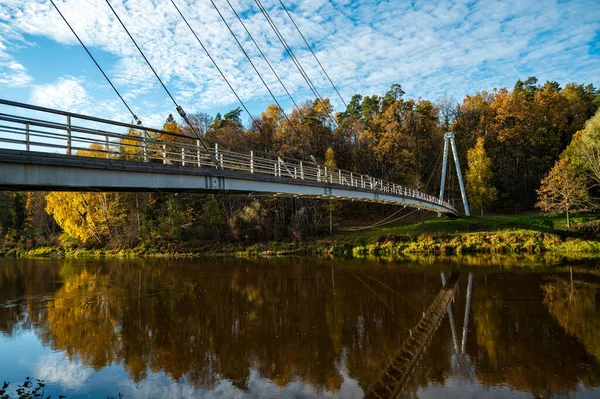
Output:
[{"xmin": 0, "ymin": 258, "xmax": 599, "ymax": 398}]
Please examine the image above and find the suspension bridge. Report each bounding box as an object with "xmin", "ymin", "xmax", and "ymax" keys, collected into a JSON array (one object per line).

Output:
[
  {"xmin": 0, "ymin": 0, "xmax": 465, "ymax": 217},
  {"xmin": 0, "ymin": 99, "xmax": 458, "ymax": 216}
]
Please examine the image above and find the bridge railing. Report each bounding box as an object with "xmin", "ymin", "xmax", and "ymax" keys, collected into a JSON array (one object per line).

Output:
[{"xmin": 0, "ymin": 99, "xmax": 457, "ymax": 213}]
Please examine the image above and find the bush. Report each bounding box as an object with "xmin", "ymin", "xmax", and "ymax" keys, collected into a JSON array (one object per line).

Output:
[{"xmin": 568, "ymin": 220, "xmax": 600, "ymax": 240}]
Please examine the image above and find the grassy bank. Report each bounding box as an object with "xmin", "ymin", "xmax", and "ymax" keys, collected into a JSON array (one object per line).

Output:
[
  {"xmin": 323, "ymin": 214, "xmax": 600, "ymax": 257},
  {"xmin": 4, "ymin": 214, "xmax": 600, "ymax": 259}
]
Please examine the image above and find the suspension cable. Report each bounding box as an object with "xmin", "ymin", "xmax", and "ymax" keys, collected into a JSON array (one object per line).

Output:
[
  {"xmin": 169, "ymin": 0, "xmax": 281, "ymax": 140},
  {"xmin": 49, "ymin": 0, "xmax": 143, "ymax": 126},
  {"xmin": 226, "ymin": 0, "xmax": 335, "ymax": 158},
  {"xmin": 224, "ymin": 0, "xmax": 302, "ymax": 114},
  {"xmin": 209, "ymin": 0, "xmax": 302, "ymax": 139},
  {"xmin": 342, "ymin": 208, "xmax": 419, "ymax": 231},
  {"xmin": 255, "ymin": 0, "xmax": 320, "ymax": 101},
  {"xmin": 254, "ymin": 0, "xmax": 338, "ymax": 128},
  {"xmin": 104, "ymin": 0, "xmax": 220, "ymax": 168},
  {"xmin": 277, "ymin": 0, "xmax": 347, "ymax": 108},
  {"xmin": 342, "ymin": 206, "xmax": 405, "ymax": 231},
  {"xmin": 423, "ymin": 147, "xmax": 443, "ymax": 192}
]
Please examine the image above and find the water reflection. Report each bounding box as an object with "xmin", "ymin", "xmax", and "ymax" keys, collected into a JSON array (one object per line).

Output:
[{"xmin": 0, "ymin": 258, "xmax": 599, "ymax": 398}]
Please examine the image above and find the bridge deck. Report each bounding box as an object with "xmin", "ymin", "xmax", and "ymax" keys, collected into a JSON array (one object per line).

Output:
[{"xmin": 0, "ymin": 149, "xmax": 458, "ymax": 215}]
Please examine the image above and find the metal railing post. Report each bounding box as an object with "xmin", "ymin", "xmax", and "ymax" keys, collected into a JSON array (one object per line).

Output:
[
  {"xmin": 105, "ymin": 135, "xmax": 110, "ymax": 159},
  {"xmin": 338, "ymin": 169, "xmax": 341, "ymax": 185},
  {"xmin": 143, "ymin": 130, "xmax": 148, "ymax": 162},
  {"xmin": 250, "ymin": 151, "xmax": 254, "ymax": 173},
  {"xmin": 350, "ymin": 173, "xmax": 353, "ymax": 186},
  {"xmin": 162, "ymin": 143, "xmax": 167, "ymax": 164},
  {"xmin": 25, "ymin": 123, "xmax": 30, "ymax": 151},
  {"xmin": 181, "ymin": 147, "xmax": 185, "ymax": 166},
  {"xmin": 214, "ymin": 143, "xmax": 219, "ymax": 169},
  {"xmin": 324, "ymin": 167, "xmax": 327, "ymax": 183},
  {"xmin": 66, "ymin": 115, "xmax": 72, "ymax": 155},
  {"xmin": 300, "ymin": 161, "xmax": 304, "ymax": 179},
  {"xmin": 197, "ymin": 140, "xmax": 201, "ymax": 167}
]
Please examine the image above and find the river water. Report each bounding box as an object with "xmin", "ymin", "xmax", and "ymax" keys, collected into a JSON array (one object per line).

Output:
[{"xmin": 0, "ymin": 257, "xmax": 599, "ymax": 398}]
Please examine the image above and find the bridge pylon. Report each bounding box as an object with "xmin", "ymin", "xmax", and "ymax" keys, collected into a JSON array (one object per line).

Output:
[{"xmin": 438, "ymin": 132, "xmax": 470, "ymax": 217}]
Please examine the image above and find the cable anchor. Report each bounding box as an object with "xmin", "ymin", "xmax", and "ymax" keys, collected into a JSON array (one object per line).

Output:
[{"xmin": 176, "ymin": 105, "xmax": 187, "ymax": 119}]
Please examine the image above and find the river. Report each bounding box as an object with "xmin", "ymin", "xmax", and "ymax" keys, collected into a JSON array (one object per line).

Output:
[{"xmin": 0, "ymin": 257, "xmax": 599, "ymax": 398}]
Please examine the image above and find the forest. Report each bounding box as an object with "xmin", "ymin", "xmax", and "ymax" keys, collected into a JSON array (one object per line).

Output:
[{"xmin": 0, "ymin": 77, "xmax": 599, "ymax": 251}]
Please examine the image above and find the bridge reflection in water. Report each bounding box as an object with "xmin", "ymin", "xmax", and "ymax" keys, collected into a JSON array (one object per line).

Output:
[{"xmin": 0, "ymin": 258, "xmax": 599, "ymax": 398}]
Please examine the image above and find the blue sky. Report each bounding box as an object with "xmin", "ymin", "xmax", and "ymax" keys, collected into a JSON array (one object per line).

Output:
[{"xmin": 1, "ymin": 0, "xmax": 599, "ymax": 128}]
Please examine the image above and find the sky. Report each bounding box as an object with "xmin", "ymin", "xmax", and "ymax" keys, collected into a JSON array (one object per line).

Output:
[{"xmin": 0, "ymin": 0, "xmax": 599, "ymax": 128}]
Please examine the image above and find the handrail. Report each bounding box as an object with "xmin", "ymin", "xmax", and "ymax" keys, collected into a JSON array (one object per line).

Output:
[{"xmin": 0, "ymin": 99, "xmax": 458, "ymax": 214}]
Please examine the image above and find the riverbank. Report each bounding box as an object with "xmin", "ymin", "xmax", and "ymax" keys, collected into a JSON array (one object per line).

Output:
[{"xmin": 4, "ymin": 214, "xmax": 600, "ymax": 259}]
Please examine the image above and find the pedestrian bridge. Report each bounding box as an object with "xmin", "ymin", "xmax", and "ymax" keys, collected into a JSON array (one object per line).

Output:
[{"xmin": 0, "ymin": 99, "xmax": 458, "ymax": 216}]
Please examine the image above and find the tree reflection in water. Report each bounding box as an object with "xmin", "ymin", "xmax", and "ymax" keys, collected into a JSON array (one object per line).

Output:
[{"xmin": 0, "ymin": 258, "xmax": 599, "ymax": 398}]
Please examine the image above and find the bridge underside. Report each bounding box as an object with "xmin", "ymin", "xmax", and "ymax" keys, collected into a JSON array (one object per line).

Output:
[{"xmin": 0, "ymin": 150, "xmax": 458, "ymax": 215}]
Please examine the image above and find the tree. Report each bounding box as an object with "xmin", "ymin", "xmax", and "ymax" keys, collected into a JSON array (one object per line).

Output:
[
  {"xmin": 119, "ymin": 128, "xmax": 143, "ymax": 161},
  {"xmin": 466, "ymin": 137, "xmax": 497, "ymax": 217},
  {"xmin": 25, "ymin": 192, "xmax": 58, "ymax": 245},
  {"xmin": 44, "ymin": 144, "xmax": 130, "ymax": 246},
  {"xmin": 45, "ymin": 192, "xmax": 128, "ymax": 246},
  {"xmin": 324, "ymin": 147, "xmax": 341, "ymax": 234},
  {"xmin": 536, "ymin": 158, "xmax": 588, "ymax": 227},
  {"xmin": 574, "ymin": 110, "xmax": 600, "ymax": 188},
  {"xmin": 383, "ymin": 83, "xmax": 405, "ymax": 110},
  {"xmin": 202, "ymin": 195, "xmax": 225, "ymax": 242}
]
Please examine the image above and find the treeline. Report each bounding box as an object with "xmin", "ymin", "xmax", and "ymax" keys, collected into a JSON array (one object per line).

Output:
[{"xmin": 0, "ymin": 77, "xmax": 598, "ymax": 250}]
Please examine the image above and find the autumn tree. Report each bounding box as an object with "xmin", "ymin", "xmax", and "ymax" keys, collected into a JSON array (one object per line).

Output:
[
  {"xmin": 119, "ymin": 128, "xmax": 143, "ymax": 161},
  {"xmin": 45, "ymin": 192, "xmax": 129, "ymax": 246},
  {"xmin": 466, "ymin": 137, "xmax": 497, "ymax": 217},
  {"xmin": 25, "ymin": 192, "xmax": 58, "ymax": 245},
  {"xmin": 324, "ymin": 147, "xmax": 342, "ymax": 234},
  {"xmin": 574, "ymin": 110, "xmax": 600, "ymax": 189},
  {"xmin": 45, "ymin": 144, "xmax": 130, "ymax": 247},
  {"xmin": 536, "ymin": 158, "xmax": 589, "ymax": 227}
]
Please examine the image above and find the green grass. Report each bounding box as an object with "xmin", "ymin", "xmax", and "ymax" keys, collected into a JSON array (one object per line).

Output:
[
  {"xmin": 6, "ymin": 214, "xmax": 600, "ymax": 259},
  {"xmin": 336, "ymin": 214, "xmax": 597, "ymax": 241},
  {"xmin": 317, "ymin": 213, "xmax": 600, "ymax": 257}
]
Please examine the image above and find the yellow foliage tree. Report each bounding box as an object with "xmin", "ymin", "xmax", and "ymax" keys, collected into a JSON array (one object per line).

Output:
[
  {"xmin": 45, "ymin": 143, "xmax": 129, "ymax": 246},
  {"xmin": 119, "ymin": 128, "xmax": 144, "ymax": 161},
  {"xmin": 466, "ymin": 137, "xmax": 497, "ymax": 217}
]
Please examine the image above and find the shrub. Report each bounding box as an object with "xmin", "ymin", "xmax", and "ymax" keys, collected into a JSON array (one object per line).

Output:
[{"xmin": 568, "ymin": 220, "xmax": 600, "ymax": 240}]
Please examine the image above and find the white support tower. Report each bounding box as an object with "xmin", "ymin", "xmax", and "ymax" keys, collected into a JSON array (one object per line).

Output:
[{"xmin": 438, "ymin": 132, "xmax": 470, "ymax": 217}]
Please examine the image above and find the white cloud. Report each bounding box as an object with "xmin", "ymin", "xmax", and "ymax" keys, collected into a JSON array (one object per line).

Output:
[
  {"xmin": 30, "ymin": 76, "xmax": 90, "ymax": 111},
  {"xmin": 117, "ymin": 361, "xmax": 364, "ymax": 399},
  {"xmin": 0, "ymin": 58, "xmax": 31, "ymax": 87},
  {"xmin": 0, "ymin": 0, "xmax": 599, "ymax": 117},
  {"xmin": 0, "ymin": 22, "xmax": 32, "ymax": 87},
  {"xmin": 35, "ymin": 352, "xmax": 93, "ymax": 390}
]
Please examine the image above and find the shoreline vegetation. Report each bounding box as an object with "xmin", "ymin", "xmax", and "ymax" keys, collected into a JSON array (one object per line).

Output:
[
  {"xmin": 1, "ymin": 79, "xmax": 599, "ymax": 259},
  {"xmin": 4, "ymin": 214, "xmax": 600, "ymax": 259}
]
